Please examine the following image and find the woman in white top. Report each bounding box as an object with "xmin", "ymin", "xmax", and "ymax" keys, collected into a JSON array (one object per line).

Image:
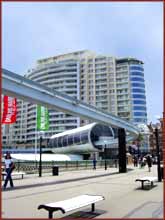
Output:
[{"xmin": 3, "ymin": 152, "xmax": 14, "ymax": 189}]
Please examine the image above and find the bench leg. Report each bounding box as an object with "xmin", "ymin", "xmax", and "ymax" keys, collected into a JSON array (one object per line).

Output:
[
  {"xmin": 22, "ymin": 174, "xmax": 23, "ymax": 179},
  {"xmin": 48, "ymin": 211, "xmax": 53, "ymax": 219},
  {"xmin": 141, "ymin": 181, "xmax": 144, "ymax": 189},
  {"xmin": 151, "ymin": 181, "xmax": 154, "ymax": 188},
  {"xmin": 91, "ymin": 203, "xmax": 95, "ymax": 212}
]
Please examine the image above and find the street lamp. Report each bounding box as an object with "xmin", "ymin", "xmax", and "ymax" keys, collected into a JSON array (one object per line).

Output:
[
  {"xmin": 104, "ymin": 144, "xmax": 107, "ymax": 170},
  {"xmin": 39, "ymin": 131, "xmax": 44, "ymax": 177},
  {"xmin": 103, "ymin": 141, "xmax": 108, "ymax": 170},
  {"xmin": 34, "ymin": 131, "xmax": 38, "ymax": 163}
]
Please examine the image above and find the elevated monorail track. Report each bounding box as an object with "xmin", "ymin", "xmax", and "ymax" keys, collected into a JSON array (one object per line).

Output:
[{"xmin": 2, "ymin": 68, "xmax": 139, "ymax": 140}]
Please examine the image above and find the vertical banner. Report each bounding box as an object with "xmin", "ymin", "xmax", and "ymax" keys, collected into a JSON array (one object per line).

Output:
[
  {"xmin": 37, "ymin": 105, "xmax": 49, "ymax": 131},
  {"xmin": 2, "ymin": 96, "xmax": 17, "ymax": 124}
]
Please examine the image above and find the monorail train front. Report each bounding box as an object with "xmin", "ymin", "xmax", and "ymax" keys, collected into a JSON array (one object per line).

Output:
[{"xmin": 48, "ymin": 123, "xmax": 116, "ymax": 154}]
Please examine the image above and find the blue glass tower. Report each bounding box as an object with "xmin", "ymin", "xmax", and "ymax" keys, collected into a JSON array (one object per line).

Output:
[
  {"xmin": 116, "ymin": 58, "xmax": 147, "ymax": 124},
  {"xmin": 130, "ymin": 62, "xmax": 147, "ymax": 124}
]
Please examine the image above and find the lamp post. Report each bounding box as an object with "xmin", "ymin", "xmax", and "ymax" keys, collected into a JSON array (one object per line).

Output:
[
  {"xmin": 39, "ymin": 132, "xmax": 44, "ymax": 177},
  {"xmin": 34, "ymin": 131, "xmax": 38, "ymax": 168},
  {"xmin": 155, "ymin": 127, "xmax": 162, "ymax": 182},
  {"xmin": 104, "ymin": 144, "xmax": 107, "ymax": 170},
  {"xmin": 35, "ymin": 131, "xmax": 37, "ymax": 162}
]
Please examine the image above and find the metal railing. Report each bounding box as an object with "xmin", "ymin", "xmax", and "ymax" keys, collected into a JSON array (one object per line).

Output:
[{"xmin": 1, "ymin": 160, "xmax": 118, "ymax": 174}]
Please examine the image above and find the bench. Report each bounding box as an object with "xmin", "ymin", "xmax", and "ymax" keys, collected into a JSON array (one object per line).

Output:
[
  {"xmin": 135, "ymin": 176, "xmax": 157, "ymax": 189},
  {"xmin": 2, "ymin": 171, "xmax": 26, "ymax": 181},
  {"xmin": 38, "ymin": 194, "xmax": 105, "ymax": 219}
]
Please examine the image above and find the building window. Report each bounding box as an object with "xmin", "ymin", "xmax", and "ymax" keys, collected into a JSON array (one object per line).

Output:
[
  {"xmin": 134, "ymin": 118, "xmax": 147, "ymax": 123},
  {"xmin": 133, "ymin": 106, "xmax": 146, "ymax": 111},
  {"xmin": 130, "ymin": 71, "xmax": 144, "ymax": 77},
  {"xmin": 95, "ymin": 57, "xmax": 106, "ymax": 62},
  {"xmin": 131, "ymin": 83, "xmax": 145, "ymax": 88},
  {"xmin": 132, "ymin": 94, "xmax": 146, "ymax": 99},
  {"xmin": 132, "ymin": 88, "xmax": 145, "ymax": 93},
  {"xmin": 130, "ymin": 77, "xmax": 144, "ymax": 82},
  {"xmin": 130, "ymin": 66, "xmax": 144, "ymax": 71},
  {"xmin": 133, "ymin": 100, "xmax": 146, "ymax": 105},
  {"xmin": 133, "ymin": 112, "xmax": 147, "ymax": 116}
]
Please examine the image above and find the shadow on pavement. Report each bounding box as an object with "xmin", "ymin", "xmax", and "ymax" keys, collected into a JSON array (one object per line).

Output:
[
  {"xmin": 134, "ymin": 185, "xmax": 157, "ymax": 191},
  {"xmin": 62, "ymin": 209, "xmax": 106, "ymax": 218}
]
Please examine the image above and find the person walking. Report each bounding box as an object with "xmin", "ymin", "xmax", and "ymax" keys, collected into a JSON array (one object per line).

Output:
[
  {"xmin": 146, "ymin": 155, "xmax": 152, "ymax": 172},
  {"xmin": 93, "ymin": 156, "xmax": 97, "ymax": 170},
  {"xmin": 133, "ymin": 156, "xmax": 138, "ymax": 167},
  {"xmin": 3, "ymin": 152, "xmax": 15, "ymax": 189}
]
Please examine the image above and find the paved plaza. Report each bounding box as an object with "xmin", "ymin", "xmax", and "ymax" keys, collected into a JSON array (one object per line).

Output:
[{"xmin": 2, "ymin": 164, "xmax": 163, "ymax": 219}]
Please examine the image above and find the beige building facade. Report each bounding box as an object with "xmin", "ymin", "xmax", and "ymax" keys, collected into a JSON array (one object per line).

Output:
[{"xmin": 2, "ymin": 50, "xmax": 147, "ymax": 151}]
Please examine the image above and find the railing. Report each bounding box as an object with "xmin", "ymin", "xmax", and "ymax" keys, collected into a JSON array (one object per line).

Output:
[{"xmin": 1, "ymin": 160, "xmax": 118, "ymax": 174}]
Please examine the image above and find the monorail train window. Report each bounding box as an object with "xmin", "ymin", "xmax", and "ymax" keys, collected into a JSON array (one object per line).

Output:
[
  {"xmin": 73, "ymin": 133, "xmax": 81, "ymax": 144},
  {"xmin": 62, "ymin": 136, "xmax": 68, "ymax": 147},
  {"xmin": 57, "ymin": 137, "xmax": 63, "ymax": 147},
  {"xmin": 53, "ymin": 138, "xmax": 58, "ymax": 148},
  {"xmin": 90, "ymin": 124, "xmax": 113, "ymax": 149},
  {"xmin": 48, "ymin": 139, "xmax": 53, "ymax": 148},
  {"xmin": 90, "ymin": 131, "xmax": 99, "ymax": 142},
  {"xmin": 92, "ymin": 124, "xmax": 113, "ymax": 137},
  {"xmin": 101, "ymin": 125, "xmax": 113, "ymax": 136},
  {"xmin": 68, "ymin": 135, "xmax": 74, "ymax": 145},
  {"xmin": 80, "ymin": 132, "xmax": 88, "ymax": 144}
]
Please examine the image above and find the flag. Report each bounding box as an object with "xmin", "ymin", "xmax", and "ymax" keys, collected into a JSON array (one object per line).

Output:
[
  {"xmin": 37, "ymin": 105, "xmax": 49, "ymax": 131},
  {"xmin": 2, "ymin": 96, "xmax": 17, "ymax": 124}
]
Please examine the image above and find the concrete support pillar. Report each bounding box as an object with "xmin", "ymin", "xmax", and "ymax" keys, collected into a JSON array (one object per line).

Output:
[{"xmin": 118, "ymin": 128, "xmax": 127, "ymax": 173}]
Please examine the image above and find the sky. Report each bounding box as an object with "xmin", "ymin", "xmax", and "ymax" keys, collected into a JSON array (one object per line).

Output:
[{"xmin": 2, "ymin": 2, "xmax": 163, "ymax": 124}]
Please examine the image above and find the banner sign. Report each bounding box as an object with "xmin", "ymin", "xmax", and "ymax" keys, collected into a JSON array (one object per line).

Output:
[
  {"xmin": 37, "ymin": 105, "xmax": 49, "ymax": 131},
  {"xmin": 2, "ymin": 96, "xmax": 17, "ymax": 124}
]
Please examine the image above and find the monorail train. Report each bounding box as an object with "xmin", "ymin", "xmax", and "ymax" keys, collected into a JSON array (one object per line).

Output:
[{"xmin": 48, "ymin": 123, "xmax": 118, "ymax": 154}]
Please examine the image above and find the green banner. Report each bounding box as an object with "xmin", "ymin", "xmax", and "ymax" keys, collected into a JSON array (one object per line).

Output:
[{"xmin": 37, "ymin": 105, "xmax": 49, "ymax": 131}]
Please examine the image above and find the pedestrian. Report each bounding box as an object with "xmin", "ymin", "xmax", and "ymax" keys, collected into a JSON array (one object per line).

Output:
[
  {"xmin": 139, "ymin": 156, "xmax": 143, "ymax": 168},
  {"xmin": 93, "ymin": 156, "xmax": 97, "ymax": 170},
  {"xmin": 146, "ymin": 155, "xmax": 152, "ymax": 172},
  {"xmin": 142, "ymin": 157, "xmax": 146, "ymax": 167},
  {"xmin": 3, "ymin": 152, "xmax": 15, "ymax": 189},
  {"xmin": 133, "ymin": 156, "xmax": 138, "ymax": 167},
  {"xmin": 138, "ymin": 156, "xmax": 144, "ymax": 168}
]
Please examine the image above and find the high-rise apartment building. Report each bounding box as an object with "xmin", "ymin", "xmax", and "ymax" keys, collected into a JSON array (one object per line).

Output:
[
  {"xmin": 2, "ymin": 50, "xmax": 147, "ymax": 149},
  {"xmin": 116, "ymin": 58, "xmax": 147, "ymax": 124}
]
